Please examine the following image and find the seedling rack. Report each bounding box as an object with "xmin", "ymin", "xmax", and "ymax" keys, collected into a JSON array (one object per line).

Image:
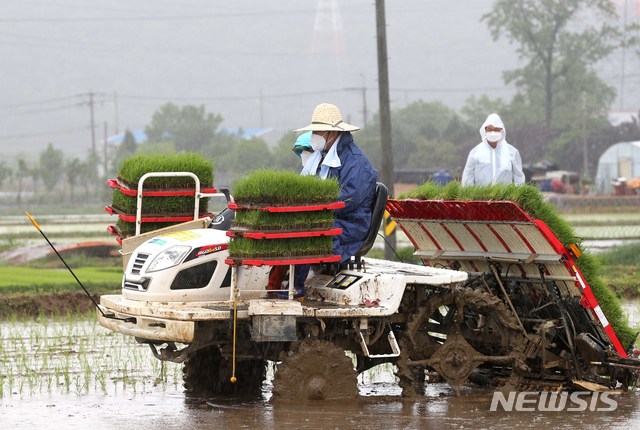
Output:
[
  {"xmin": 106, "ymin": 172, "xmax": 221, "ymax": 241},
  {"xmin": 107, "ymin": 178, "xmax": 217, "ymax": 197},
  {"xmin": 227, "ymin": 200, "xmax": 344, "ymax": 300},
  {"xmin": 228, "ymin": 201, "xmax": 344, "ymax": 212}
]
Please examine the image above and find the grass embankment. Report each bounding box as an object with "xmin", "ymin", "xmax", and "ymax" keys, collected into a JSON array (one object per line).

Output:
[
  {"xmin": 595, "ymin": 242, "xmax": 640, "ymax": 300},
  {"xmin": 0, "ymin": 255, "xmax": 122, "ymax": 319}
]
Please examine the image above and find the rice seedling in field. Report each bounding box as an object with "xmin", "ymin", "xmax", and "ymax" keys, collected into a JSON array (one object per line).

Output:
[
  {"xmin": 234, "ymin": 210, "xmax": 335, "ymax": 231},
  {"xmin": 400, "ymin": 181, "xmax": 636, "ymax": 347},
  {"xmin": 598, "ymin": 242, "xmax": 640, "ymax": 266},
  {"xmin": 117, "ymin": 152, "xmax": 214, "ymax": 189},
  {"xmin": 229, "ymin": 236, "xmax": 333, "ymax": 259},
  {"xmin": 233, "ymin": 170, "xmax": 339, "ymax": 206},
  {"xmin": 0, "ymin": 316, "xmax": 183, "ymax": 398}
]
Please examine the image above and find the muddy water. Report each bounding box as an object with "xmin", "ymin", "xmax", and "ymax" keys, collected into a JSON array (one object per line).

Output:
[{"xmin": 2, "ymin": 305, "xmax": 640, "ymax": 429}]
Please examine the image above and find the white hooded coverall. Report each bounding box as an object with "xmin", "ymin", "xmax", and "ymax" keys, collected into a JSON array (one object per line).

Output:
[{"xmin": 461, "ymin": 113, "xmax": 525, "ymax": 186}]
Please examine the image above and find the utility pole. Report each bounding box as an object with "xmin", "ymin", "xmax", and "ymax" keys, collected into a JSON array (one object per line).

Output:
[
  {"xmin": 88, "ymin": 92, "xmax": 96, "ymax": 155},
  {"xmin": 360, "ymin": 73, "xmax": 367, "ymax": 128},
  {"xmin": 620, "ymin": 0, "xmax": 628, "ymax": 110},
  {"xmin": 114, "ymin": 92, "xmax": 120, "ymax": 135},
  {"xmin": 78, "ymin": 92, "xmax": 105, "ymax": 192},
  {"xmin": 344, "ymin": 79, "xmax": 368, "ymax": 129},
  {"xmin": 260, "ymin": 88, "xmax": 264, "ymax": 128},
  {"xmin": 582, "ymin": 95, "xmax": 589, "ymax": 182},
  {"xmin": 376, "ymin": 0, "xmax": 395, "ymax": 259},
  {"xmin": 104, "ymin": 122, "xmax": 108, "ymax": 179}
]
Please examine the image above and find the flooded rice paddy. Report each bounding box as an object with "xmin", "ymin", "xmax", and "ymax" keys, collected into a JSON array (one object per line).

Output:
[{"xmin": 2, "ymin": 306, "xmax": 640, "ymax": 429}]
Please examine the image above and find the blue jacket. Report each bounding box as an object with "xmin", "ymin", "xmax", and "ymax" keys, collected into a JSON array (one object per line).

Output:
[{"xmin": 326, "ymin": 132, "xmax": 377, "ymax": 261}]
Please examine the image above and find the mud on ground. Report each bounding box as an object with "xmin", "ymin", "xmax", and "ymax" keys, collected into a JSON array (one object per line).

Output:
[{"xmin": 0, "ymin": 291, "xmax": 99, "ymax": 319}]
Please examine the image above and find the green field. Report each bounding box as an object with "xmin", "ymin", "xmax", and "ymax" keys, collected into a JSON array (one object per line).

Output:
[{"xmin": 0, "ymin": 266, "xmax": 122, "ymax": 295}]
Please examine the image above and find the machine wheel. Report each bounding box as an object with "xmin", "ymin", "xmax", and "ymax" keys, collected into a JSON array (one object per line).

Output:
[
  {"xmin": 272, "ymin": 339, "xmax": 358, "ymax": 400},
  {"xmin": 398, "ymin": 288, "xmax": 529, "ymax": 396},
  {"xmin": 183, "ymin": 345, "xmax": 266, "ymax": 397}
]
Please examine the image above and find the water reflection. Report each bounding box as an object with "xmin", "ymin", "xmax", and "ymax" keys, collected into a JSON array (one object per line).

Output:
[{"xmin": 2, "ymin": 301, "xmax": 640, "ymax": 429}]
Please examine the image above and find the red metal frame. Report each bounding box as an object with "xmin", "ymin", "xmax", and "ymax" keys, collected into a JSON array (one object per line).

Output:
[
  {"xmin": 227, "ymin": 228, "xmax": 342, "ymax": 240},
  {"xmin": 228, "ymin": 201, "xmax": 345, "ymax": 213},
  {"xmin": 107, "ymin": 178, "xmax": 216, "ymax": 197},
  {"xmin": 105, "ymin": 205, "xmax": 213, "ymax": 223},
  {"xmin": 225, "ymin": 254, "xmax": 341, "ymax": 267},
  {"xmin": 534, "ymin": 219, "xmax": 627, "ymax": 357},
  {"xmin": 386, "ymin": 198, "xmax": 629, "ymax": 357},
  {"xmin": 386, "ymin": 199, "xmax": 532, "ymax": 223},
  {"xmin": 107, "ymin": 225, "xmax": 124, "ymax": 244}
]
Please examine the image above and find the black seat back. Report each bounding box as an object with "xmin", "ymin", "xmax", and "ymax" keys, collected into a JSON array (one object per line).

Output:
[{"xmin": 355, "ymin": 182, "xmax": 388, "ymax": 257}]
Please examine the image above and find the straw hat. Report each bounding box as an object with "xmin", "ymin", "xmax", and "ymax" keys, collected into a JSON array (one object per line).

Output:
[{"xmin": 294, "ymin": 103, "xmax": 359, "ymax": 132}]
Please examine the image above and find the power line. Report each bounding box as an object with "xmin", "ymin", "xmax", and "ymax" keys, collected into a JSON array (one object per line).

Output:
[
  {"xmin": 0, "ymin": 95, "xmax": 79, "ymax": 111},
  {"xmin": 391, "ymin": 86, "xmax": 508, "ymax": 93},
  {"xmin": 0, "ymin": 126, "xmax": 90, "ymax": 140},
  {"xmin": 0, "ymin": 11, "xmax": 304, "ymax": 23},
  {"xmin": 1, "ymin": 102, "xmax": 83, "ymax": 116}
]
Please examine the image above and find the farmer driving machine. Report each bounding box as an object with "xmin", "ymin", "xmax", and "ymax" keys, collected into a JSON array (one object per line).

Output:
[{"xmin": 93, "ymin": 169, "xmax": 640, "ymax": 399}]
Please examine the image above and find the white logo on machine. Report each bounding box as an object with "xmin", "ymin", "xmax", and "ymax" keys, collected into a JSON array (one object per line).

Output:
[{"xmin": 212, "ymin": 214, "xmax": 225, "ymax": 225}]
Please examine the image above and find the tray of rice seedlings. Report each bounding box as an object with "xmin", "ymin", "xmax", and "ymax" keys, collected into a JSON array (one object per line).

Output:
[
  {"xmin": 232, "ymin": 209, "xmax": 336, "ymax": 232},
  {"xmin": 109, "ymin": 189, "xmax": 212, "ymax": 216},
  {"xmin": 116, "ymin": 152, "xmax": 214, "ymax": 190},
  {"xmin": 112, "ymin": 152, "xmax": 214, "ymax": 215},
  {"xmin": 231, "ymin": 170, "xmax": 340, "ymax": 208},
  {"xmin": 107, "ymin": 179, "xmax": 216, "ymax": 197},
  {"xmin": 227, "ymin": 236, "xmax": 340, "ymax": 266},
  {"xmin": 107, "ymin": 152, "xmax": 215, "ymax": 241},
  {"xmin": 112, "ymin": 219, "xmax": 180, "ymax": 240},
  {"xmin": 227, "ymin": 170, "xmax": 343, "ymax": 264},
  {"xmin": 398, "ymin": 181, "xmax": 636, "ymax": 348}
]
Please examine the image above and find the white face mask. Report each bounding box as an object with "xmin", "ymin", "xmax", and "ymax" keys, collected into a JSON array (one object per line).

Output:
[
  {"xmin": 300, "ymin": 151, "xmax": 312, "ymax": 166},
  {"xmin": 310, "ymin": 133, "xmax": 326, "ymax": 151},
  {"xmin": 485, "ymin": 131, "xmax": 502, "ymax": 143}
]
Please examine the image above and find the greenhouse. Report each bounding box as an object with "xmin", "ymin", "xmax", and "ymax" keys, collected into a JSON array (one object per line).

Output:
[{"xmin": 594, "ymin": 141, "xmax": 640, "ymax": 194}]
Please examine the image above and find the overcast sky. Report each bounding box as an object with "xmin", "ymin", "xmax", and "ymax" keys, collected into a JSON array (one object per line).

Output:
[{"xmin": 0, "ymin": 0, "xmax": 637, "ymax": 159}]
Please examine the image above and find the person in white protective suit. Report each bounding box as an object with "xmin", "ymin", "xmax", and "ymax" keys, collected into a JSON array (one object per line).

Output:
[{"xmin": 461, "ymin": 113, "xmax": 525, "ymax": 186}]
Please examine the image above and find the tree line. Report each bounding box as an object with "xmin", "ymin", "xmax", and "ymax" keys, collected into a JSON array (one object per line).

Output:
[{"xmin": 1, "ymin": 0, "xmax": 640, "ymax": 204}]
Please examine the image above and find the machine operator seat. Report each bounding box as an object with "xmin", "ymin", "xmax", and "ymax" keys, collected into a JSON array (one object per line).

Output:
[
  {"xmin": 329, "ymin": 182, "xmax": 388, "ymax": 272},
  {"xmin": 354, "ymin": 182, "xmax": 388, "ymax": 258}
]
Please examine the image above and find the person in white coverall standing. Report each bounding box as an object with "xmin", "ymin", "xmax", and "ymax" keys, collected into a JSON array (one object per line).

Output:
[{"xmin": 461, "ymin": 113, "xmax": 525, "ymax": 186}]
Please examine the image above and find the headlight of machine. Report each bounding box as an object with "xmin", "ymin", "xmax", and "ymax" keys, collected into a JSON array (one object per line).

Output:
[{"xmin": 147, "ymin": 245, "xmax": 191, "ymax": 272}]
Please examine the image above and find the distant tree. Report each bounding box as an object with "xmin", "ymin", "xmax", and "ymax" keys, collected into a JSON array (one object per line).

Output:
[
  {"xmin": 404, "ymin": 138, "xmax": 462, "ymax": 172},
  {"xmin": 111, "ymin": 129, "xmax": 138, "ymax": 174},
  {"xmin": 483, "ymin": 0, "xmax": 636, "ymax": 131},
  {"xmin": 460, "ymin": 95, "xmax": 510, "ymax": 127},
  {"xmin": 269, "ymin": 134, "xmax": 306, "ymax": 172},
  {"xmin": 0, "ymin": 160, "xmax": 12, "ymax": 189},
  {"xmin": 65, "ymin": 158, "xmax": 83, "ymax": 201},
  {"xmin": 358, "ymin": 100, "xmax": 476, "ymax": 173},
  {"xmin": 561, "ymin": 111, "xmax": 640, "ymax": 178},
  {"xmin": 29, "ymin": 164, "xmax": 40, "ymax": 196},
  {"xmin": 15, "ymin": 158, "xmax": 28, "ymax": 203},
  {"xmin": 145, "ymin": 103, "xmax": 223, "ymax": 152},
  {"xmin": 215, "ymin": 138, "xmax": 274, "ymax": 176},
  {"xmin": 85, "ymin": 149, "xmax": 101, "ymax": 194},
  {"xmin": 39, "ymin": 143, "xmax": 64, "ymax": 191}
]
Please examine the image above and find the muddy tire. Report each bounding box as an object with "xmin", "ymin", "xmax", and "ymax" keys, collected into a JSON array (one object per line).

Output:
[
  {"xmin": 183, "ymin": 345, "xmax": 266, "ymax": 397},
  {"xmin": 398, "ymin": 288, "xmax": 529, "ymax": 395},
  {"xmin": 272, "ymin": 339, "xmax": 358, "ymax": 400}
]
